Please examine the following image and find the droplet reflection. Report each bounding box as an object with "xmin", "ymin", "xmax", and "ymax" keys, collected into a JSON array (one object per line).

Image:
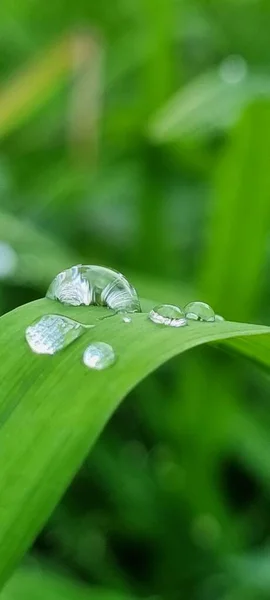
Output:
[
  {"xmin": 25, "ymin": 314, "xmax": 88, "ymax": 355},
  {"xmin": 83, "ymin": 342, "xmax": 116, "ymax": 370},
  {"xmin": 149, "ymin": 304, "xmax": 187, "ymax": 327},
  {"xmin": 184, "ymin": 301, "xmax": 215, "ymax": 322},
  {"xmin": 46, "ymin": 264, "xmax": 141, "ymax": 313}
]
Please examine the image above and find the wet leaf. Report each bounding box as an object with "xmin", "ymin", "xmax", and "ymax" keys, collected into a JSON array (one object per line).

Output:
[{"xmin": 0, "ymin": 298, "xmax": 269, "ymax": 585}]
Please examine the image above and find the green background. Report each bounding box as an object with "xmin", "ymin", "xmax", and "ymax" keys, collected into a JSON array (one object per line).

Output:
[{"xmin": 1, "ymin": 1, "xmax": 270, "ymax": 598}]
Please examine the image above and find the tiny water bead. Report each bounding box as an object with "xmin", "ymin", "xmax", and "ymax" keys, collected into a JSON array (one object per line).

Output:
[
  {"xmin": 149, "ymin": 304, "xmax": 187, "ymax": 327},
  {"xmin": 25, "ymin": 314, "xmax": 88, "ymax": 355},
  {"xmin": 83, "ymin": 342, "xmax": 116, "ymax": 370},
  {"xmin": 184, "ymin": 301, "xmax": 215, "ymax": 322},
  {"xmin": 122, "ymin": 315, "xmax": 132, "ymax": 323},
  {"xmin": 46, "ymin": 264, "xmax": 141, "ymax": 313},
  {"xmin": 215, "ymin": 314, "xmax": 225, "ymax": 322}
]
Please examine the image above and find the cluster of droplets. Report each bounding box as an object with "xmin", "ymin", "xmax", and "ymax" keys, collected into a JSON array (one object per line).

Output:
[
  {"xmin": 26, "ymin": 312, "xmax": 117, "ymax": 370},
  {"xmin": 25, "ymin": 264, "xmax": 224, "ymax": 369},
  {"xmin": 25, "ymin": 264, "xmax": 141, "ymax": 370},
  {"xmin": 149, "ymin": 301, "xmax": 224, "ymax": 327}
]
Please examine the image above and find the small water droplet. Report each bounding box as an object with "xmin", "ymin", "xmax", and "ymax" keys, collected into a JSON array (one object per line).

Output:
[
  {"xmin": 184, "ymin": 301, "xmax": 215, "ymax": 322},
  {"xmin": 219, "ymin": 55, "xmax": 247, "ymax": 84},
  {"xmin": 122, "ymin": 315, "xmax": 132, "ymax": 323},
  {"xmin": 0, "ymin": 242, "xmax": 18, "ymax": 279},
  {"xmin": 215, "ymin": 314, "xmax": 225, "ymax": 322},
  {"xmin": 25, "ymin": 314, "xmax": 88, "ymax": 355},
  {"xmin": 149, "ymin": 304, "xmax": 187, "ymax": 327},
  {"xmin": 46, "ymin": 264, "xmax": 141, "ymax": 313},
  {"xmin": 83, "ymin": 342, "xmax": 116, "ymax": 370}
]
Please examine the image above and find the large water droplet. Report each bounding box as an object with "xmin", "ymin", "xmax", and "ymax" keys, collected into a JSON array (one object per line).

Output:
[
  {"xmin": 184, "ymin": 301, "xmax": 215, "ymax": 322},
  {"xmin": 0, "ymin": 241, "xmax": 18, "ymax": 279},
  {"xmin": 149, "ymin": 304, "xmax": 187, "ymax": 327},
  {"xmin": 25, "ymin": 314, "xmax": 88, "ymax": 355},
  {"xmin": 215, "ymin": 314, "xmax": 225, "ymax": 322},
  {"xmin": 46, "ymin": 265, "xmax": 141, "ymax": 313},
  {"xmin": 83, "ymin": 342, "xmax": 116, "ymax": 370}
]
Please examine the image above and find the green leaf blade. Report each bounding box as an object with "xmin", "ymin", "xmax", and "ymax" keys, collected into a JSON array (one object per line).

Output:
[{"xmin": 0, "ymin": 299, "xmax": 270, "ymax": 586}]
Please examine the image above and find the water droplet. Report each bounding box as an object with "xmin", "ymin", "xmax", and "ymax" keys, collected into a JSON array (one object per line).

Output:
[
  {"xmin": 25, "ymin": 314, "xmax": 88, "ymax": 355},
  {"xmin": 215, "ymin": 314, "xmax": 225, "ymax": 322},
  {"xmin": 46, "ymin": 264, "xmax": 141, "ymax": 313},
  {"xmin": 184, "ymin": 301, "xmax": 215, "ymax": 322},
  {"xmin": 122, "ymin": 315, "xmax": 132, "ymax": 323},
  {"xmin": 83, "ymin": 342, "xmax": 116, "ymax": 370},
  {"xmin": 149, "ymin": 304, "xmax": 187, "ymax": 327},
  {"xmin": 219, "ymin": 55, "xmax": 247, "ymax": 85},
  {"xmin": 0, "ymin": 242, "xmax": 18, "ymax": 279}
]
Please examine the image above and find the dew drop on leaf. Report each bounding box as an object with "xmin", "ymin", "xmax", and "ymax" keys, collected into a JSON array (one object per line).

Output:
[
  {"xmin": 184, "ymin": 301, "xmax": 215, "ymax": 322},
  {"xmin": 122, "ymin": 315, "xmax": 132, "ymax": 323},
  {"xmin": 46, "ymin": 264, "xmax": 141, "ymax": 313},
  {"xmin": 215, "ymin": 314, "xmax": 225, "ymax": 322},
  {"xmin": 149, "ymin": 304, "xmax": 187, "ymax": 327},
  {"xmin": 83, "ymin": 342, "xmax": 116, "ymax": 370},
  {"xmin": 25, "ymin": 314, "xmax": 88, "ymax": 355}
]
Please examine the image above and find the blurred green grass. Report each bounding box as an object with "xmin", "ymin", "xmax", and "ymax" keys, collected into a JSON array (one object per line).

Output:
[{"xmin": 1, "ymin": 1, "xmax": 270, "ymax": 599}]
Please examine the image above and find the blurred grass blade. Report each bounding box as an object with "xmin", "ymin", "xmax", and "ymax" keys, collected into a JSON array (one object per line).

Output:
[
  {"xmin": 0, "ymin": 36, "xmax": 72, "ymax": 139},
  {"xmin": 0, "ymin": 32, "xmax": 103, "ymax": 141},
  {"xmin": 68, "ymin": 31, "xmax": 104, "ymax": 164},
  {"xmin": 0, "ymin": 210, "xmax": 77, "ymax": 289},
  {"xmin": 140, "ymin": 0, "xmax": 175, "ymax": 114},
  {"xmin": 170, "ymin": 352, "xmax": 243, "ymax": 552},
  {"xmin": 148, "ymin": 68, "xmax": 270, "ymax": 142},
  {"xmin": 230, "ymin": 411, "xmax": 270, "ymax": 486},
  {"xmin": 179, "ymin": 99, "xmax": 270, "ymax": 563},
  {"xmin": 228, "ymin": 548, "xmax": 270, "ymax": 595},
  {"xmin": 0, "ymin": 299, "xmax": 270, "ymax": 585},
  {"xmin": 2, "ymin": 563, "xmax": 136, "ymax": 600},
  {"xmin": 200, "ymin": 100, "xmax": 270, "ymax": 321}
]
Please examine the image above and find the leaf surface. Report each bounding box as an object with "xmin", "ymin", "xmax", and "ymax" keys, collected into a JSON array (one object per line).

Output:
[{"xmin": 0, "ymin": 298, "xmax": 269, "ymax": 585}]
